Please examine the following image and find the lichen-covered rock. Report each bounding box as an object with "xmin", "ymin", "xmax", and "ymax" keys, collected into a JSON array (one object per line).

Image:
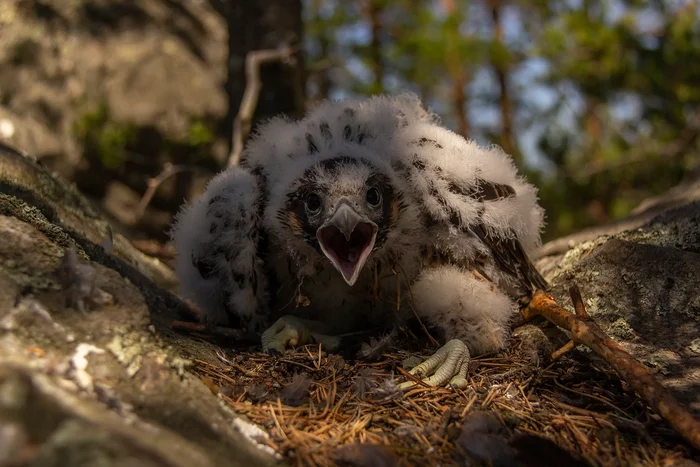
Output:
[
  {"xmin": 0, "ymin": 142, "xmax": 178, "ymax": 291},
  {"xmin": 2, "ymin": 125, "xmax": 700, "ymax": 464},
  {"xmin": 537, "ymin": 183, "xmax": 700, "ymax": 414},
  {"xmin": 0, "ymin": 0, "xmax": 228, "ymax": 170},
  {"xmin": 0, "ymin": 146, "xmax": 279, "ymax": 465},
  {"xmin": 0, "ymin": 0, "xmax": 231, "ymax": 240}
]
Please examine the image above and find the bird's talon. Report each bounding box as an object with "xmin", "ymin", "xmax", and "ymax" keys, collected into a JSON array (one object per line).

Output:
[
  {"xmin": 261, "ymin": 315, "xmax": 325, "ymax": 354},
  {"xmin": 399, "ymin": 339, "xmax": 471, "ymax": 390},
  {"xmin": 449, "ymin": 376, "xmax": 469, "ymax": 390}
]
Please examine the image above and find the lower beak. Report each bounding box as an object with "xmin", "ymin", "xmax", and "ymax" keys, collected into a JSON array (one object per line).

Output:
[{"xmin": 316, "ymin": 203, "xmax": 378, "ymax": 286}]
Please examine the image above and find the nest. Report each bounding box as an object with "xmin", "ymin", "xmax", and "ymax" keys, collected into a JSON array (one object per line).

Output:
[{"xmin": 189, "ymin": 333, "xmax": 695, "ymax": 467}]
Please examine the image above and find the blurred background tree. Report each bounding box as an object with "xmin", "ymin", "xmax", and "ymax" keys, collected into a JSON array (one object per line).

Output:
[
  {"xmin": 0, "ymin": 0, "xmax": 698, "ymax": 244},
  {"xmin": 303, "ymin": 0, "xmax": 700, "ymax": 240}
]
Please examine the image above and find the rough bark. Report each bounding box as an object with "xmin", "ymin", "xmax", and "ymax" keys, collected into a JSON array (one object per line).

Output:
[
  {"xmin": 443, "ymin": 0, "xmax": 470, "ymax": 138},
  {"xmin": 490, "ymin": 1, "xmax": 518, "ymax": 161}
]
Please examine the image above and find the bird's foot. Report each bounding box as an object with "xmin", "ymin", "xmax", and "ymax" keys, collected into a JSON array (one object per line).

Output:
[
  {"xmin": 261, "ymin": 315, "xmax": 341, "ymax": 354},
  {"xmin": 398, "ymin": 339, "xmax": 470, "ymax": 390}
]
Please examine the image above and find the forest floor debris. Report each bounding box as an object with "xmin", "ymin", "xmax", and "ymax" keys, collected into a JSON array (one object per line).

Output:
[{"xmin": 187, "ymin": 334, "xmax": 697, "ymax": 466}]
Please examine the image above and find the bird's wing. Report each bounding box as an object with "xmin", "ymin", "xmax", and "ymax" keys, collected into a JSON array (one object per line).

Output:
[
  {"xmin": 468, "ymin": 222, "xmax": 549, "ymax": 292},
  {"xmin": 170, "ymin": 165, "xmax": 270, "ymax": 330},
  {"xmin": 389, "ymin": 123, "xmax": 547, "ymax": 294}
]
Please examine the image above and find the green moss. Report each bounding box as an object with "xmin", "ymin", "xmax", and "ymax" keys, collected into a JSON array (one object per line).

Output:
[
  {"xmin": 75, "ymin": 102, "xmax": 216, "ymax": 169},
  {"xmin": 186, "ymin": 120, "xmax": 214, "ymax": 146},
  {"xmin": 74, "ymin": 103, "xmax": 137, "ymax": 170},
  {"xmin": 611, "ymin": 197, "xmax": 636, "ymax": 220}
]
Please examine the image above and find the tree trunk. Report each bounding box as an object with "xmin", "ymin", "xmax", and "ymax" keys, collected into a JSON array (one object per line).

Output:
[
  {"xmin": 364, "ymin": 0, "xmax": 384, "ymax": 93},
  {"xmin": 490, "ymin": 1, "xmax": 518, "ymax": 162},
  {"xmin": 443, "ymin": 0, "xmax": 469, "ymax": 138},
  {"xmin": 451, "ymin": 73, "xmax": 469, "ymax": 138},
  {"xmin": 214, "ymin": 0, "xmax": 306, "ymax": 156},
  {"xmin": 310, "ymin": 0, "xmax": 331, "ymax": 100}
]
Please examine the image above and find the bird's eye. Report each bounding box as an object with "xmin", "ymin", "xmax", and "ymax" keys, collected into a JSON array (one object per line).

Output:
[
  {"xmin": 306, "ymin": 193, "xmax": 322, "ymax": 213},
  {"xmin": 366, "ymin": 187, "xmax": 381, "ymax": 207}
]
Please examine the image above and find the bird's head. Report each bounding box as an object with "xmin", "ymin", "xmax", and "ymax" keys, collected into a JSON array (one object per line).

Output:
[{"xmin": 278, "ymin": 155, "xmax": 401, "ymax": 286}]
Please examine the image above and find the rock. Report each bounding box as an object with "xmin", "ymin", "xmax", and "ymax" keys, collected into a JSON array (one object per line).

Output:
[
  {"xmin": 2, "ymin": 122, "xmax": 699, "ymax": 464},
  {"xmin": 536, "ymin": 177, "xmax": 700, "ymax": 259},
  {"xmin": 0, "ymin": 0, "xmax": 228, "ymax": 173},
  {"xmin": 0, "ymin": 0, "xmax": 230, "ymax": 230},
  {"xmin": 0, "ymin": 144, "xmax": 279, "ymax": 465},
  {"xmin": 536, "ymin": 180, "xmax": 700, "ymax": 414},
  {"xmin": 0, "ymin": 142, "xmax": 178, "ymax": 291}
]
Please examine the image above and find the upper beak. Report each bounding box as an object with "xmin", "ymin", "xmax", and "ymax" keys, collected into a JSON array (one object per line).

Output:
[
  {"xmin": 316, "ymin": 203, "xmax": 378, "ymax": 286},
  {"xmin": 331, "ymin": 202, "xmax": 363, "ymax": 240}
]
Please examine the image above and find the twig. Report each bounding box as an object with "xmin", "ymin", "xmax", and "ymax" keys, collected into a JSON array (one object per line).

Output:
[
  {"xmin": 523, "ymin": 285, "xmax": 700, "ymax": 450},
  {"xmin": 135, "ymin": 163, "xmax": 211, "ymax": 222},
  {"xmin": 568, "ymin": 286, "xmax": 590, "ymax": 319},
  {"xmin": 396, "ymin": 366, "xmax": 431, "ymax": 389},
  {"xmin": 227, "ymin": 45, "xmax": 298, "ymax": 168},
  {"xmin": 550, "ymin": 340, "xmax": 576, "ymax": 361}
]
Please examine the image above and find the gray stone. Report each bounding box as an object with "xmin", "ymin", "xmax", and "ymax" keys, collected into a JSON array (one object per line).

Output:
[
  {"xmin": 2, "ymin": 116, "xmax": 700, "ymax": 464},
  {"xmin": 0, "ymin": 0, "xmax": 228, "ymax": 176},
  {"xmin": 537, "ymin": 184, "xmax": 700, "ymax": 415},
  {"xmin": 0, "ymin": 146, "xmax": 280, "ymax": 466}
]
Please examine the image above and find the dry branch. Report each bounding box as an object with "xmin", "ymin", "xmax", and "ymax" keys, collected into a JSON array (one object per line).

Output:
[
  {"xmin": 135, "ymin": 163, "xmax": 211, "ymax": 222},
  {"xmin": 523, "ymin": 285, "xmax": 700, "ymax": 450},
  {"xmin": 136, "ymin": 46, "xmax": 297, "ymax": 220},
  {"xmin": 227, "ymin": 45, "xmax": 298, "ymax": 168},
  {"xmin": 550, "ymin": 340, "xmax": 576, "ymax": 361}
]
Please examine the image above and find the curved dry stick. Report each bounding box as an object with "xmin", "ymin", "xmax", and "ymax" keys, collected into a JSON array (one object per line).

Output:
[
  {"xmin": 523, "ymin": 285, "xmax": 700, "ymax": 450},
  {"xmin": 227, "ymin": 45, "xmax": 298, "ymax": 168},
  {"xmin": 134, "ymin": 163, "xmax": 211, "ymax": 222}
]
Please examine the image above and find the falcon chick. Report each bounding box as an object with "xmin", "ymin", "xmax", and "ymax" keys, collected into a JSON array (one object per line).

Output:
[{"xmin": 171, "ymin": 94, "xmax": 547, "ymax": 389}]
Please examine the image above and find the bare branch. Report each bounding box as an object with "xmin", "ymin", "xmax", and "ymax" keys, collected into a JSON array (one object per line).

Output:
[
  {"xmin": 523, "ymin": 286, "xmax": 700, "ymax": 450},
  {"xmin": 227, "ymin": 45, "xmax": 298, "ymax": 168},
  {"xmin": 134, "ymin": 163, "xmax": 212, "ymax": 223},
  {"xmin": 136, "ymin": 46, "xmax": 299, "ymax": 220},
  {"xmin": 550, "ymin": 340, "xmax": 576, "ymax": 361}
]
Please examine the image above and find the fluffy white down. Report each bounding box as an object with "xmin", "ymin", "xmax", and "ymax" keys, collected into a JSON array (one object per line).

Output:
[
  {"xmin": 389, "ymin": 122, "xmax": 544, "ymax": 253},
  {"xmin": 170, "ymin": 92, "xmax": 545, "ymax": 350},
  {"xmin": 170, "ymin": 168, "xmax": 263, "ymax": 324},
  {"xmin": 242, "ymin": 94, "xmax": 436, "ymax": 187},
  {"xmin": 242, "ymin": 92, "xmax": 544, "ymax": 257},
  {"xmin": 411, "ymin": 265, "xmax": 517, "ymax": 355}
]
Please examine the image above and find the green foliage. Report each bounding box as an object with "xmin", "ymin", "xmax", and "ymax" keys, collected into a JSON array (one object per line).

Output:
[
  {"xmin": 186, "ymin": 120, "xmax": 214, "ymax": 147},
  {"xmin": 530, "ymin": 0, "xmax": 700, "ymax": 239},
  {"xmin": 74, "ymin": 103, "xmax": 136, "ymax": 170},
  {"xmin": 304, "ymin": 0, "xmax": 700, "ymax": 241},
  {"xmin": 75, "ymin": 102, "xmax": 216, "ymax": 172}
]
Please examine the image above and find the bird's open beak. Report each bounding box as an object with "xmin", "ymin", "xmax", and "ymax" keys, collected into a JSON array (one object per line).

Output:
[{"xmin": 316, "ymin": 203, "xmax": 378, "ymax": 286}]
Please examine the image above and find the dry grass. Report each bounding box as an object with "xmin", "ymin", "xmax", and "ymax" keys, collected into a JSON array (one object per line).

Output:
[{"xmin": 188, "ymin": 336, "xmax": 696, "ymax": 467}]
